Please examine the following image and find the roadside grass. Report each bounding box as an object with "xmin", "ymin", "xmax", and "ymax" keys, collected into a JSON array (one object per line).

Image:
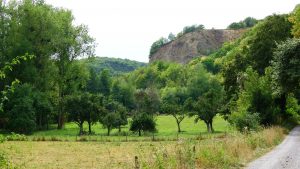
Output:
[{"xmin": 0, "ymin": 126, "xmax": 286, "ymax": 169}]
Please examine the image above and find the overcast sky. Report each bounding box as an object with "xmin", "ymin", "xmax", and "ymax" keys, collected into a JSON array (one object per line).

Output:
[{"xmin": 45, "ymin": 0, "xmax": 299, "ymax": 62}]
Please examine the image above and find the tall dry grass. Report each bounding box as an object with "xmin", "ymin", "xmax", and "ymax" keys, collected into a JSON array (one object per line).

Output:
[{"xmin": 138, "ymin": 126, "xmax": 286, "ymax": 169}]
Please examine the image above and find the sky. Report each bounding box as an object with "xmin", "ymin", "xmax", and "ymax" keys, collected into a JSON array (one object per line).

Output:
[{"xmin": 45, "ymin": 0, "xmax": 299, "ymax": 63}]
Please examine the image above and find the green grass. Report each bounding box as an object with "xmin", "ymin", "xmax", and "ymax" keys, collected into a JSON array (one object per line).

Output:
[
  {"xmin": 0, "ymin": 126, "xmax": 286, "ymax": 169},
  {"xmin": 30, "ymin": 115, "xmax": 230, "ymax": 141}
]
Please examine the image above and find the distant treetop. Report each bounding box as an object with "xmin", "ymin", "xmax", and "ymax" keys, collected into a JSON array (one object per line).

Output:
[{"xmin": 227, "ymin": 17, "xmax": 258, "ymax": 30}]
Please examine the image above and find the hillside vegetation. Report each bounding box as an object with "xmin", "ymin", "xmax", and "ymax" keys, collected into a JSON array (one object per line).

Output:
[{"xmin": 80, "ymin": 57, "xmax": 147, "ymax": 76}]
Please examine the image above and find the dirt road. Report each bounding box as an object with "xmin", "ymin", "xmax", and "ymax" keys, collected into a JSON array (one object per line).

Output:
[{"xmin": 247, "ymin": 126, "xmax": 300, "ymax": 169}]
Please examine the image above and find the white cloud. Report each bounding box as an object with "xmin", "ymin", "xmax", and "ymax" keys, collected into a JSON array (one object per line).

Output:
[{"xmin": 45, "ymin": 0, "xmax": 299, "ymax": 62}]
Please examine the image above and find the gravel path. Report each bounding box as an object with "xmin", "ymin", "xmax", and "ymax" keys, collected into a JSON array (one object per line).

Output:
[{"xmin": 247, "ymin": 126, "xmax": 300, "ymax": 169}]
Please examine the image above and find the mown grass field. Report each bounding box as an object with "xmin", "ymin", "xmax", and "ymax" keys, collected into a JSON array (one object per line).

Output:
[
  {"xmin": 30, "ymin": 115, "xmax": 231, "ymax": 141},
  {"xmin": 0, "ymin": 116, "xmax": 287, "ymax": 169}
]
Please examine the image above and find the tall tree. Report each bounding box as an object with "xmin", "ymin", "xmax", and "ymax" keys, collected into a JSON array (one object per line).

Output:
[
  {"xmin": 98, "ymin": 69, "xmax": 111, "ymax": 97},
  {"xmin": 271, "ymin": 38, "xmax": 300, "ymax": 115},
  {"xmin": 53, "ymin": 10, "xmax": 95, "ymax": 129}
]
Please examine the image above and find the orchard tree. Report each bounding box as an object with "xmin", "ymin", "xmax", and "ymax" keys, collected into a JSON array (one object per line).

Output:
[
  {"xmin": 86, "ymin": 94, "xmax": 104, "ymax": 134},
  {"xmin": 65, "ymin": 94, "xmax": 86, "ymax": 135},
  {"xmin": 161, "ymin": 87, "xmax": 187, "ymax": 132},
  {"xmin": 66, "ymin": 93, "xmax": 102, "ymax": 135},
  {"xmin": 186, "ymin": 64, "xmax": 224, "ymax": 133},
  {"xmin": 130, "ymin": 88, "xmax": 160, "ymax": 136},
  {"xmin": 100, "ymin": 100, "xmax": 127, "ymax": 136},
  {"xmin": 130, "ymin": 113, "xmax": 156, "ymax": 136},
  {"xmin": 190, "ymin": 78, "xmax": 225, "ymax": 133}
]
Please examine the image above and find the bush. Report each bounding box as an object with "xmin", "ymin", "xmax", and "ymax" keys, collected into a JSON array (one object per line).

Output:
[
  {"xmin": 284, "ymin": 94, "xmax": 300, "ymax": 127},
  {"xmin": 4, "ymin": 84, "xmax": 36, "ymax": 134},
  {"xmin": 229, "ymin": 111, "xmax": 261, "ymax": 132},
  {"xmin": 6, "ymin": 132, "xmax": 28, "ymax": 141},
  {"xmin": 130, "ymin": 113, "xmax": 156, "ymax": 136},
  {"xmin": 0, "ymin": 135, "xmax": 5, "ymax": 143}
]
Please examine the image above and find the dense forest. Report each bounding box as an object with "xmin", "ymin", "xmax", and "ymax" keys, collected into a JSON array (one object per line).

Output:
[{"xmin": 0, "ymin": 0, "xmax": 299, "ymax": 139}]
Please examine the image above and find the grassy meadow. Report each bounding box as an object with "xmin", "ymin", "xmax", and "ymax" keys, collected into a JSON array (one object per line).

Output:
[
  {"xmin": 0, "ymin": 126, "xmax": 286, "ymax": 169},
  {"xmin": 0, "ymin": 115, "xmax": 287, "ymax": 169},
  {"xmin": 29, "ymin": 115, "xmax": 231, "ymax": 141}
]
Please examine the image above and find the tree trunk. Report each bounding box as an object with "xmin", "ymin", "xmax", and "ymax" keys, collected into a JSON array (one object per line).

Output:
[
  {"xmin": 46, "ymin": 115, "xmax": 49, "ymax": 130},
  {"xmin": 280, "ymin": 93, "xmax": 287, "ymax": 116},
  {"xmin": 57, "ymin": 78, "xmax": 65, "ymax": 129},
  {"xmin": 176, "ymin": 119, "xmax": 181, "ymax": 133},
  {"xmin": 118, "ymin": 125, "xmax": 121, "ymax": 132},
  {"xmin": 57, "ymin": 95, "xmax": 64, "ymax": 129},
  {"xmin": 209, "ymin": 119, "xmax": 214, "ymax": 133},
  {"xmin": 79, "ymin": 123, "xmax": 83, "ymax": 135},
  {"xmin": 39, "ymin": 115, "xmax": 42, "ymax": 130},
  {"xmin": 205, "ymin": 121, "xmax": 211, "ymax": 133},
  {"xmin": 107, "ymin": 127, "xmax": 111, "ymax": 136},
  {"xmin": 88, "ymin": 121, "xmax": 92, "ymax": 134},
  {"xmin": 46, "ymin": 116, "xmax": 49, "ymax": 130},
  {"xmin": 138, "ymin": 129, "xmax": 141, "ymax": 136}
]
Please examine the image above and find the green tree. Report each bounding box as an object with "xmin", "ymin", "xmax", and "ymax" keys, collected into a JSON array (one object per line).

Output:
[
  {"xmin": 53, "ymin": 10, "xmax": 94, "ymax": 129},
  {"xmin": 134, "ymin": 88, "xmax": 160, "ymax": 116},
  {"xmin": 100, "ymin": 100, "xmax": 127, "ymax": 135},
  {"xmin": 130, "ymin": 113, "xmax": 156, "ymax": 136},
  {"xmin": 186, "ymin": 65, "xmax": 224, "ymax": 132},
  {"xmin": 98, "ymin": 69, "xmax": 111, "ymax": 97},
  {"xmin": 33, "ymin": 91, "xmax": 53, "ymax": 130},
  {"xmin": 271, "ymin": 38, "xmax": 300, "ymax": 116},
  {"xmin": 3, "ymin": 84, "xmax": 36, "ymax": 134},
  {"xmin": 66, "ymin": 93, "xmax": 101, "ymax": 135},
  {"xmin": 272, "ymin": 38, "xmax": 300, "ymax": 95},
  {"xmin": 227, "ymin": 17, "xmax": 258, "ymax": 29},
  {"xmin": 247, "ymin": 14, "xmax": 292, "ymax": 74},
  {"xmin": 161, "ymin": 87, "xmax": 187, "ymax": 132},
  {"xmin": 110, "ymin": 77, "xmax": 135, "ymax": 110},
  {"xmin": 234, "ymin": 67, "xmax": 279, "ymax": 125},
  {"xmin": 289, "ymin": 4, "xmax": 300, "ymax": 38},
  {"xmin": 86, "ymin": 94, "xmax": 104, "ymax": 134},
  {"xmin": 192, "ymin": 78, "xmax": 224, "ymax": 132},
  {"xmin": 168, "ymin": 32, "xmax": 176, "ymax": 41},
  {"xmin": 65, "ymin": 94, "xmax": 86, "ymax": 135},
  {"xmin": 149, "ymin": 37, "xmax": 168, "ymax": 56},
  {"xmin": 0, "ymin": 54, "xmax": 34, "ymax": 129}
]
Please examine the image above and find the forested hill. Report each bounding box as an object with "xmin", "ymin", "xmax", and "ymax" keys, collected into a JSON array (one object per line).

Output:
[{"xmin": 80, "ymin": 57, "xmax": 147, "ymax": 75}]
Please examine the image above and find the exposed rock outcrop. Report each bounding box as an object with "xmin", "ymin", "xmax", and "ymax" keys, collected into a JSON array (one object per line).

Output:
[{"xmin": 149, "ymin": 29, "xmax": 246, "ymax": 64}]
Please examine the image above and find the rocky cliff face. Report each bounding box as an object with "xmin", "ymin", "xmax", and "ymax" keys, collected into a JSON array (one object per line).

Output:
[{"xmin": 149, "ymin": 29, "xmax": 246, "ymax": 64}]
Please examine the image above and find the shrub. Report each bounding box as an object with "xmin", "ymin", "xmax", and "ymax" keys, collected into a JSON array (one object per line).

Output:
[
  {"xmin": 130, "ymin": 113, "xmax": 156, "ymax": 136},
  {"xmin": 6, "ymin": 132, "xmax": 28, "ymax": 141},
  {"xmin": 4, "ymin": 84, "xmax": 36, "ymax": 134},
  {"xmin": 229, "ymin": 111, "xmax": 261, "ymax": 132}
]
